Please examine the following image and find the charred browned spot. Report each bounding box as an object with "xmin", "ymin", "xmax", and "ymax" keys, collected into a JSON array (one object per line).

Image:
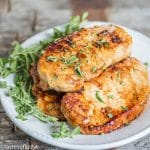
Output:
[
  {"xmin": 110, "ymin": 64, "xmax": 120, "ymax": 72},
  {"xmin": 66, "ymin": 37, "xmax": 74, "ymax": 47},
  {"xmin": 76, "ymin": 87, "xmax": 84, "ymax": 94},
  {"xmin": 70, "ymin": 0, "xmax": 112, "ymax": 21},
  {"xmin": 111, "ymin": 35, "xmax": 122, "ymax": 43},
  {"xmin": 97, "ymin": 30, "xmax": 109, "ymax": 36},
  {"xmin": 47, "ymin": 89, "xmax": 64, "ymax": 98},
  {"xmin": 77, "ymin": 52, "xmax": 86, "ymax": 59},
  {"xmin": 46, "ymin": 43, "xmax": 64, "ymax": 52},
  {"xmin": 97, "ymin": 30, "xmax": 122, "ymax": 44},
  {"xmin": 29, "ymin": 64, "xmax": 40, "ymax": 84}
]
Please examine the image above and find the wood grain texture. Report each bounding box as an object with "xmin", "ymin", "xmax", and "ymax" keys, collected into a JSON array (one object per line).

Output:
[
  {"xmin": 0, "ymin": 0, "xmax": 11, "ymax": 15},
  {"xmin": 0, "ymin": 0, "xmax": 150, "ymax": 149},
  {"xmin": 71, "ymin": 0, "xmax": 112, "ymax": 21}
]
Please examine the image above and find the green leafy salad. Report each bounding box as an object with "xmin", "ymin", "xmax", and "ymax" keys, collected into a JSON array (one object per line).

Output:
[{"xmin": 0, "ymin": 12, "xmax": 88, "ymax": 138}]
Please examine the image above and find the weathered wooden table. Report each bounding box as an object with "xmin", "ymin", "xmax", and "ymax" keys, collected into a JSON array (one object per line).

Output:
[{"xmin": 0, "ymin": 0, "xmax": 150, "ymax": 149}]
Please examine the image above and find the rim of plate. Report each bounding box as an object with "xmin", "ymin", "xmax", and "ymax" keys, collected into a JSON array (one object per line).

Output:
[{"xmin": 0, "ymin": 21, "xmax": 150, "ymax": 150}]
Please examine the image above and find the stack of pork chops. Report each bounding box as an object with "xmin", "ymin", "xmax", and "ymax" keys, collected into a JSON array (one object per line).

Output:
[{"xmin": 30, "ymin": 25, "xmax": 149, "ymax": 135}]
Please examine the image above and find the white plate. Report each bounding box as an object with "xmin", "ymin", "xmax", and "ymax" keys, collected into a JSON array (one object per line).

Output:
[{"xmin": 0, "ymin": 21, "xmax": 150, "ymax": 150}]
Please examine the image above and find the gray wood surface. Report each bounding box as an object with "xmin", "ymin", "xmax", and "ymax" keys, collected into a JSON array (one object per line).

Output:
[{"xmin": 0, "ymin": 0, "xmax": 150, "ymax": 149}]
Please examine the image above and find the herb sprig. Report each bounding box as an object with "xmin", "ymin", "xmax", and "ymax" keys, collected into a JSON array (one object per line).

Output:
[
  {"xmin": 95, "ymin": 91, "xmax": 104, "ymax": 103},
  {"xmin": 0, "ymin": 81, "xmax": 7, "ymax": 88},
  {"xmin": 144, "ymin": 62, "xmax": 149, "ymax": 68},
  {"xmin": 51, "ymin": 122, "xmax": 80, "ymax": 138},
  {"xmin": 0, "ymin": 12, "xmax": 88, "ymax": 138}
]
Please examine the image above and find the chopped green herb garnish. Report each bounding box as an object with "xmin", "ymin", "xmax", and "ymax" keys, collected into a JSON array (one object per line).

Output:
[
  {"xmin": 91, "ymin": 66, "xmax": 97, "ymax": 73},
  {"xmin": 79, "ymin": 49, "xmax": 84, "ymax": 54},
  {"xmin": 75, "ymin": 63, "xmax": 83, "ymax": 77},
  {"xmin": 144, "ymin": 62, "xmax": 149, "ymax": 68},
  {"xmin": 61, "ymin": 57, "xmax": 67, "ymax": 64},
  {"xmin": 108, "ymin": 94, "xmax": 114, "ymax": 99},
  {"xmin": 121, "ymin": 106, "xmax": 128, "ymax": 111},
  {"xmin": 96, "ymin": 91, "xmax": 104, "ymax": 103},
  {"xmin": 125, "ymin": 122, "xmax": 130, "ymax": 126},
  {"xmin": 51, "ymin": 122, "xmax": 80, "ymax": 138},
  {"xmin": 120, "ymin": 81, "xmax": 125, "ymax": 86},
  {"xmin": 68, "ymin": 55, "xmax": 78, "ymax": 65},
  {"xmin": 65, "ymin": 55, "xmax": 78, "ymax": 65},
  {"xmin": 87, "ymin": 45, "xmax": 92, "ymax": 50},
  {"xmin": 97, "ymin": 39, "xmax": 109, "ymax": 48},
  {"xmin": 0, "ymin": 81, "xmax": 7, "ymax": 88},
  {"xmin": 47, "ymin": 56, "xmax": 58, "ymax": 62},
  {"xmin": 107, "ymin": 113, "xmax": 113, "ymax": 118},
  {"xmin": 61, "ymin": 55, "xmax": 78, "ymax": 66},
  {"xmin": 116, "ymin": 72, "xmax": 120, "ymax": 81},
  {"xmin": 99, "ymin": 133, "xmax": 105, "ymax": 135}
]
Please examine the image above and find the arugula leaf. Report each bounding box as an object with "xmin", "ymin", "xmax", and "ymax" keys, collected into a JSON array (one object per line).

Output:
[
  {"xmin": 81, "ymin": 12, "xmax": 88, "ymax": 22},
  {"xmin": 8, "ymin": 82, "xmax": 58, "ymax": 122},
  {"xmin": 8, "ymin": 84, "xmax": 33, "ymax": 120},
  {"xmin": 32, "ymin": 107, "xmax": 58, "ymax": 122},
  {"xmin": 51, "ymin": 122, "xmax": 80, "ymax": 138},
  {"xmin": 0, "ymin": 81, "xmax": 7, "ymax": 88},
  {"xmin": 71, "ymin": 126, "xmax": 81, "ymax": 137},
  {"xmin": 65, "ymin": 12, "xmax": 88, "ymax": 35}
]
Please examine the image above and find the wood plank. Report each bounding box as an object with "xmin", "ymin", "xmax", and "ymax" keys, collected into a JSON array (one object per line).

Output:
[
  {"xmin": 0, "ymin": 0, "xmax": 11, "ymax": 15},
  {"xmin": 0, "ymin": 32, "xmax": 19, "ymax": 56},
  {"xmin": 71, "ymin": 0, "xmax": 112, "ymax": 21},
  {"xmin": 0, "ymin": 112, "xmax": 30, "ymax": 149}
]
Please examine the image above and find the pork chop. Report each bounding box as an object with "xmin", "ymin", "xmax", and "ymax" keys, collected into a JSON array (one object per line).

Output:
[
  {"xmin": 37, "ymin": 25, "xmax": 132, "ymax": 92},
  {"xmin": 61, "ymin": 57, "xmax": 150, "ymax": 134}
]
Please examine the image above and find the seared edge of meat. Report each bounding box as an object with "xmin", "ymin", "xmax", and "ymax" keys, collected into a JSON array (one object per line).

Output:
[{"xmin": 29, "ymin": 64, "xmax": 65, "ymax": 120}]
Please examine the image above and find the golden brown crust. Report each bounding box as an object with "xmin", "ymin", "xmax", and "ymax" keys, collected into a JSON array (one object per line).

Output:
[
  {"xmin": 37, "ymin": 25, "xmax": 132, "ymax": 92},
  {"xmin": 61, "ymin": 57, "xmax": 150, "ymax": 134},
  {"xmin": 81, "ymin": 101, "xmax": 146, "ymax": 135},
  {"xmin": 30, "ymin": 65, "xmax": 65, "ymax": 120}
]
